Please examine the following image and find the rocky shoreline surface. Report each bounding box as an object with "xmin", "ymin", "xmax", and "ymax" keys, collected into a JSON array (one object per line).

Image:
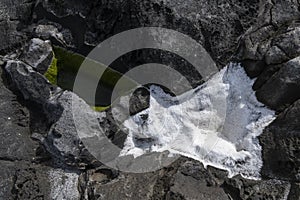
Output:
[{"xmin": 0, "ymin": 0, "xmax": 299, "ymax": 199}]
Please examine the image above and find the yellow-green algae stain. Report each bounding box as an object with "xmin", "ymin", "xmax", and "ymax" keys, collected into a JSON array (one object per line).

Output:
[
  {"xmin": 44, "ymin": 52, "xmax": 58, "ymax": 85},
  {"xmin": 44, "ymin": 46, "xmax": 138, "ymax": 112}
]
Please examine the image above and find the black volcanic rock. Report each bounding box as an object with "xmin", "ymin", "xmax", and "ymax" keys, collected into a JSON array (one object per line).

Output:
[
  {"xmin": 260, "ymin": 99, "xmax": 300, "ymax": 181},
  {"xmin": 0, "ymin": 0, "xmax": 35, "ymax": 53},
  {"xmin": 0, "ymin": 66, "xmax": 52, "ymax": 199},
  {"xmin": 78, "ymin": 157, "xmax": 295, "ymax": 200},
  {"xmin": 4, "ymin": 60, "xmax": 103, "ymax": 168},
  {"xmin": 256, "ymin": 56, "xmax": 300, "ymax": 111},
  {"xmin": 0, "ymin": 0, "xmax": 300, "ymax": 199},
  {"xmin": 20, "ymin": 38, "xmax": 53, "ymax": 74},
  {"xmin": 37, "ymin": 0, "xmax": 260, "ymax": 66},
  {"xmin": 0, "ymin": 67, "xmax": 38, "ymax": 161},
  {"xmin": 5, "ymin": 61, "xmax": 55, "ymax": 103},
  {"xmin": 237, "ymin": 0, "xmax": 300, "ymax": 110}
]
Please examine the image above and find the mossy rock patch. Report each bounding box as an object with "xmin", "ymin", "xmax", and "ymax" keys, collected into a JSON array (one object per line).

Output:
[{"xmin": 44, "ymin": 46, "xmax": 138, "ymax": 110}]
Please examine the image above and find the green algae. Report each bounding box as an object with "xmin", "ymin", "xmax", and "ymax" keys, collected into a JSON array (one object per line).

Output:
[
  {"xmin": 44, "ymin": 52, "xmax": 58, "ymax": 85},
  {"xmin": 44, "ymin": 46, "xmax": 138, "ymax": 111}
]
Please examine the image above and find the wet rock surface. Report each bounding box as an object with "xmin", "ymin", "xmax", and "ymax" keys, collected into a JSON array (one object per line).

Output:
[{"xmin": 0, "ymin": 0, "xmax": 299, "ymax": 199}]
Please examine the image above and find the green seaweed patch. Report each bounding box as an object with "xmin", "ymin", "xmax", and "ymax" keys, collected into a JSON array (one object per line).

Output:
[
  {"xmin": 44, "ymin": 53, "xmax": 58, "ymax": 85},
  {"xmin": 53, "ymin": 46, "xmax": 84, "ymax": 74},
  {"xmin": 53, "ymin": 46, "xmax": 137, "ymax": 91},
  {"xmin": 91, "ymin": 105, "xmax": 111, "ymax": 112},
  {"xmin": 45, "ymin": 46, "xmax": 138, "ymax": 111}
]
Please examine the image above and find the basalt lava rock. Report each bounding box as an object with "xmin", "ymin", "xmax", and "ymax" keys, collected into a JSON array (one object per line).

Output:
[
  {"xmin": 20, "ymin": 38, "xmax": 53, "ymax": 74},
  {"xmin": 260, "ymin": 99, "xmax": 300, "ymax": 181},
  {"xmin": 1, "ymin": 0, "xmax": 300, "ymax": 199}
]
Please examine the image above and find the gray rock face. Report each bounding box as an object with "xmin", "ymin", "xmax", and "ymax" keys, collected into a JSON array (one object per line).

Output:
[
  {"xmin": 260, "ymin": 99, "xmax": 300, "ymax": 181},
  {"xmin": 0, "ymin": 0, "xmax": 35, "ymax": 53},
  {"xmin": 169, "ymin": 161, "xmax": 229, "ymax": 200},
  {"xmin": 0, "ymin": 66, "xmax": 55, "ymax": 199},
  {"xmin": 79, "ymin": 167, "xmax": 159, "ymax": 200},
  {"xmin": 270, "ymin": 0, "xmax": 300, "ymax": 26},
  {"xmin": 0, "ymin": 161, "xmax": 52, "ymax": 200},
  {"xmin": 288, "ymin": 183, "xmax": 300, "ymax": 200},
  {"xmin": 265, "ymin": 46, "xmax": 290, "ymax": 65},
  {"xmin": 237, "ymin": 0, "xmax": 300, "ymax": 110},
  {"xmin": 236, "ymin": 0, "xmax": 300, "ymax": 190},
  {"xmin": 5, "ymin": 49, "xmax": 293, "ymax": 199},
  {"xmin": 34, "ymin": 24, "xmax": 63, "ymax": 41},
  {"xmin": 1, "ymin": 0, "xmax": 300, "ymax": 199},
  {"xmin": 224, "ymin": 176, "xmax": 292, "ymax": 200},
  {"xmin": 0, "ymin": 67, "xmax": 38, "ymax": 161},
  {"xmin": 256, "ymin": 56, "xmax": 300, "ymax": 111},
  {"xmin": 78, "ymin": 158, "xmax": 295, "ymax": 200},
  {"xmin": 38, "ymin": 0, "xmax": 260, "ymax": 67},
  {"xmin": 5, "ymin": 61, "xmax": 55, "ymax": 103},
  {"xmin": 44, "ymin": 90, "xmax": 104, "ymax": 167},
  {"xmin": 240, "ymin": 24, "xmax": 300, "ymax": 67},
  {"xmin": 4, "ymin": 60, "xmax": 101, "ymax": 168},
  {"xmin": 47, "ymin": 168, "xmax": 80, "ymax": 200},
  {"xmin": 34, "ymin": 24, "xmax": 75, "ymax": 48},
  {"xmin": 166, "ymin": 159, "xmax": 293, "ymax": 200},
  {"xmin": 271, "ymin": 26, "xmax": 300, "ymax": 60},
  {"xmin": 129, "ymin": 87, "xmax": 150, "ymax": 115},
  {"xmin": 20, "ymin": 38, "xmax": 53, "ymax": 74}
]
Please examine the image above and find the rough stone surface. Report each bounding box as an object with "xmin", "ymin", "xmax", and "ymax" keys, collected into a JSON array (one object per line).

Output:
[
  {"xmin": 0, "ymin": 66, "xmax": 53, "ymax": 199},
  {"xmin": 260, "ymin": 99, "xmax": 300, "ymax": 181},
  {"xmin": 1, "ymin": 0, "xmax": 300, "ymax": 199},
  {"xmin": 20, "ymin": 38, "xmax": 53, "ymax": 74},
  {"xmin": 237, "ymin": 0, "xmax": 300, "ymax": 110},
  {"xmin": 129, "ymin": 87, "xmax": 150, "ymax": 115},
  {"xmin": 33, "ymin": 23, "xmax": 75, "ymax": 48},
  {"xmin": 78, "ymin": 158, "xmax": 296, "ymax": 200},
  {"xmin": 4, "ymin": 60, "xmax": 101, "ymax": 168},
  {"xmin": 288, "ymin": 182, "xmax": 300, "ymax": 200},
  {"xmin": 37, "ymin": 0, "xmax": 260, "ymax": 67},
  {"xmin": 0, "ymin": 66, "xmax": 38, "ymax": 161},
  {"xmin": 79, "ymin": 168, "xmax": 159, "ymax": 200},
  {"xmin": 43, "ymin": 90, "xmax": 104, "ymax": 168},
  {"xmin": 0, "ymin": 161, "xmax": 52, "ymax": 200},
  {"xmin": 256, "ymin": 56, "xmax": 300, "ymax": 111},
  {"xmin": 5, "ymin": 60, "xmax": 55, "ymax": 103},
  {"xmin": 0, "ymin": 0, "xmax": 35, "ymax": 53},
  {"xmin": 47, "ymin": 168, "xmax": 80, "ymax": 200}
]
